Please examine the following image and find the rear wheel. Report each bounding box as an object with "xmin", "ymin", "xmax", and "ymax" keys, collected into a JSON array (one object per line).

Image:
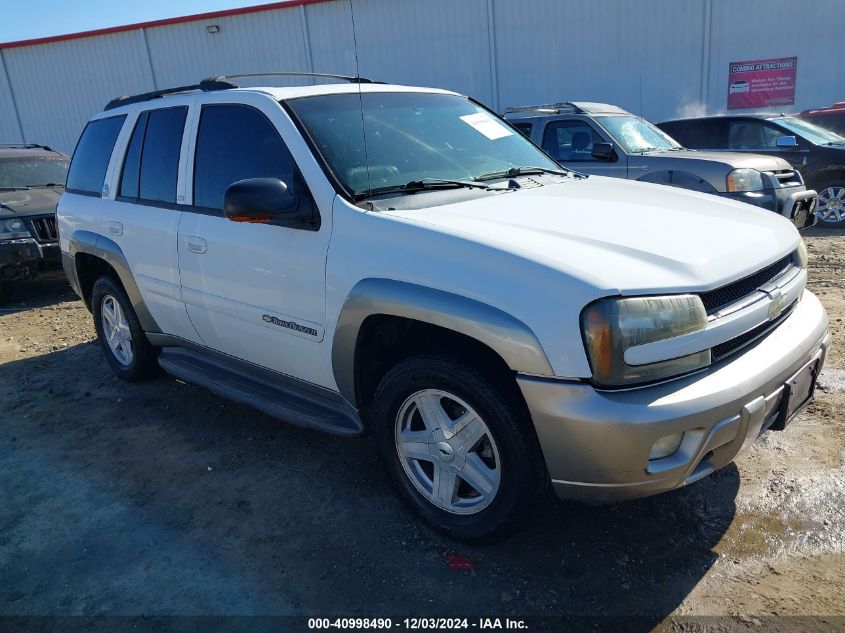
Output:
[
  {"xmin": 372, "ymin": 355, "xmax": 547, "ymax": 541},
  {"xmin": 816, "ymin": 183, "xmax": 845, "ymax": 226},
  {"xmin": 91, "ymin": 276, "xmax": 159, "ymax": 381}
]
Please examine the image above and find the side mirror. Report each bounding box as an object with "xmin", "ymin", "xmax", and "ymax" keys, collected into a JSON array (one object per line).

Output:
[
  {"xmin": 591, "ymin": 142, "xmax": 615, "ymax": 161},
  {"xmin": 776, "ymin": 135, "xmax": 799, "ymax": 149},
  {"xmin": 223, "ymin": 178, "xmax": 298, "ymax": 223}
]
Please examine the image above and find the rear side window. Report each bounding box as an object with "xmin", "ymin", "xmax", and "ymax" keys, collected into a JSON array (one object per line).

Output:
[
  {"xmin": 119, "ymin": 106, "xmax": 187, "ymax": 204},
  {"xmin": 193, "ymin": 105, "xmax": 296, "ymax": 210},
  {"xmin": 659, "ymin": 120, "xmax": 722, "ymax": 149},
  {"xmin": 66, "ymin": 115, "xmax": 126, "ymax": 195}
]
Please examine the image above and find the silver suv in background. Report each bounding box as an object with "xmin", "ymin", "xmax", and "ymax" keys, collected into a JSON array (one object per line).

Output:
[{"xmin": 503, "ymin": 102, "xmax": 817, "ymax": 229}]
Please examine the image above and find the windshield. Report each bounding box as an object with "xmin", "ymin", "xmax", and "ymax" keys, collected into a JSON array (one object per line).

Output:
[
  {"xmin": 595, "ymin": 115, "xmax": 683, "ymax": 153},
  {"xmin": 772, "ymin": 116, "xmax": 845, "ymax": 145},
  {"xmin": 0, "ymin": 157, "xmax": 69, "ymax": 189},
  {"xmin": 287, "ymin": 92, "xmax": 561, "ymax": 198}
]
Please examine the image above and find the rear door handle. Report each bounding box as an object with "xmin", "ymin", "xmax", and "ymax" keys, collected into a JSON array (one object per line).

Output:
[
  {"xmin": 184, "ymin": 236, "xmax": 207, "ymax": 254},
  {"xmin": 105, "ymin": 221, "xmax": 123, "ymax": 236}
]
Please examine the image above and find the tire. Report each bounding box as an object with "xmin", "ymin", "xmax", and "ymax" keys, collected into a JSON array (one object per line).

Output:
[
  {"xmin": 372, "ymin": 355, "xmax": 548, "ymax": 541},
  {"xmin": 815, "ymin": 183, "xmax": 845, "ymax": 227},
  {"xmin": 91, "ymin": 276, "xmax": 159, "ymax": 381},
  {"xmin": 0, "ymin": 282, "xmax": 14, "ymax": 305}
]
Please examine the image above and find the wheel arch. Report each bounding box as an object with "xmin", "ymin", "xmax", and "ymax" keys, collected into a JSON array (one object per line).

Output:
[
  {"xmin": 332, "ymin": 278, "xmax": 553, "ymax": 407},
  {"xmin": 806, "ymin": 167, "xmax": 845, "ymax": 191},
  {"xmin": 66, "ymin": 229, "xmax": 161, "ymax": 333}
]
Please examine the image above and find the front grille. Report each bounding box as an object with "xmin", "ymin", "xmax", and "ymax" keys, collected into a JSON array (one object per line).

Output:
[
  {"xmin": 765, "ymin": 169, "xmax": 802, "ymax": 188},
  {"xmin": 711, "ymin": 301, "xmax": 796, "ymax": 360},
  {"xmin": 27, "ymin": 215, "xmax": 58, "ymax": 243},
  {"xmin": 699, "ymin": 255, "xmax": 792, "ymax": 314}
]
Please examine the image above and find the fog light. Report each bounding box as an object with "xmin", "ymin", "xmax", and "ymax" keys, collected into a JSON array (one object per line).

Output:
[{"xmin": 649, "ymin": 432, "xmax": 684, "ymax": 460}]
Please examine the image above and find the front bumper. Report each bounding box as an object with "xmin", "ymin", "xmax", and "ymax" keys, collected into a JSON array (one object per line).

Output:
[
  {"xmin": 0, "ymin": 238, "xmax": 61, "ymax": 282},
  {"xmin": 721, "ymin": 188, "xmax": 818, "ymax": 230},
  {"xmin": 518, "ymin": 290, "xmax": 830, "ymax": 502}
]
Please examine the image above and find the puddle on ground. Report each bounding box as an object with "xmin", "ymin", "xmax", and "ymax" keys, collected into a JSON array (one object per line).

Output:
[{"xmin": 714, "ymin": 512, "xmax": 809, "ymax": 560}]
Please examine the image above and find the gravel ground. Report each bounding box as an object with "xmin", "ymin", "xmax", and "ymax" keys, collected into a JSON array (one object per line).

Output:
[{"xmin": 0, "ymin": 229, "xmax": 843, "ymax": 629}]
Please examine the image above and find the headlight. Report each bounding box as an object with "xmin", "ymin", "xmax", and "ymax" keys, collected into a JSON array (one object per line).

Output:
[
  {"xmin": 794, "ymin": 239, "xmax": 808, "ymax": 268},
  {"xmin": 581, "ymin": 294, "xmax": 710, "ymax": 387},
  {"xmin": 726, "ymin": 168, "xmax": 765, "ymax": 192},
  {"xmin": 0, "ymin": 218, "xmax": 31, "ymax": 239}
]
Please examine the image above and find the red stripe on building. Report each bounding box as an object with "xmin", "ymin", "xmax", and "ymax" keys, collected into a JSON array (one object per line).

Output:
[{"xmin": 0, "ymin": 0, "xmax": 333, "ymax": 50}]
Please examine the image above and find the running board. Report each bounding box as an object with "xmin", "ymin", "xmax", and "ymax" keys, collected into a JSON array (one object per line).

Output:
[{"xmin": 157, "ymin": 347, "xmax": 363, "ymax": 436}]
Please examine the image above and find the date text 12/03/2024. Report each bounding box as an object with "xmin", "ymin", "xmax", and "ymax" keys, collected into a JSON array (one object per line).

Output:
[{"xmin": 307, "ymin": 618, "xmax": 528, "ymax": 629}]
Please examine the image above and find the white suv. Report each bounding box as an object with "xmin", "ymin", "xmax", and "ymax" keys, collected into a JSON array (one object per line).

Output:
[{"xmin": 58, "ymin": 75, "xmax": 830, "ymax": 540}]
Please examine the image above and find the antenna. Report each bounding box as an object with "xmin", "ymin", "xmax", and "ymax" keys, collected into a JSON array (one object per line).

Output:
[{"xmin": 348, "ymin": 0, "xmax": 372, "ymax": 205}]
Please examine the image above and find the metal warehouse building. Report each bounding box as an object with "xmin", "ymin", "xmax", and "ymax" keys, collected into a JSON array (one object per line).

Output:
[{"xmin": 1, "ymin": 0, "xmax": 843, "ymax": 153}]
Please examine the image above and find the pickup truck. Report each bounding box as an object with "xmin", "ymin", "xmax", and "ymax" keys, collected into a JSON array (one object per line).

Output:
[
  {"xmin": 504, "ymin": 102, "xmax": 817, "ymax": 230},
  {"xmin": 58, "ymin": 77, "xmax": 830, "ymax": 540}
]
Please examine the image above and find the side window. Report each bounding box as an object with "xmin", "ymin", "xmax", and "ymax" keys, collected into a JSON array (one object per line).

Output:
[
  {"xmin": 193, "ymin": 105, "xmax": 298, "ymax": 210},
  {"xmin": 541, "ymin": 121, "xmax": 603, "ymax": 161},
  {"xmin": 512, "ymin": 122, "xmax": 533, "ymax": 138},
  {"xmin": 666, "ymin": 120, "xmax": 720, "ymax": 149},
  {"xmin": 66, "ymin": 115, "xmax": 126, "ymax": 195},
  {"xmin": 728, "ymin": 120, "xmax": 782, "ymax": 150},
  {"xmin": 119, "ymin": 106, "xmax": 187, "ymax": 204}
]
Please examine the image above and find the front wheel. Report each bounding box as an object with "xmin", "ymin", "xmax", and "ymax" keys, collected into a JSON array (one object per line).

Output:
[
  {"xmin": 816, "ymin": 184, "xmax": 845, "ymax": 227},
  {"xmin": 372, "ymin": 355, "xmax": 547, "ymax": 541}
]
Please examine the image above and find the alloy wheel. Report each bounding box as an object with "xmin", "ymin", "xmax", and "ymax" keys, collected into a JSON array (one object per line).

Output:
[
  {"xmin": 101, "ymin": 295, "xmax": 134, "ymax": 367},
  {"xmin": 817, "ymin": 186, "xmax": 845, "ymax": 224},
  {"xmin": 395, "ymin": 389, "xmax": 501, "ymax": 515}
]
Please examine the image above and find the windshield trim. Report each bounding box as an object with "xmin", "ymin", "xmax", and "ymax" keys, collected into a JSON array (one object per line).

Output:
[{"xmin": 283, "ymin": 92, "xmax": 561, "ymax": 204}]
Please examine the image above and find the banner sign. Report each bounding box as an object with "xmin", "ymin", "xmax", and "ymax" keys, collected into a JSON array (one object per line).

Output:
[{"xmin": 727, "ymin": 56, "xmax": 797, "ymax": 110}]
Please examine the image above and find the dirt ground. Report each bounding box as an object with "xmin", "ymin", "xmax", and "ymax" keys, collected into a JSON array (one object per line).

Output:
[{"xmin": 1, "ymin": 228, "xmax": 843, "ymax": 629}]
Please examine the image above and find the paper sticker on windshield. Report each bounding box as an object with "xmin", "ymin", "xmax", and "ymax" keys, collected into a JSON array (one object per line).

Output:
[{"xmin": 459, "ymin": 112, "xmax": 513, "ymax": 140}]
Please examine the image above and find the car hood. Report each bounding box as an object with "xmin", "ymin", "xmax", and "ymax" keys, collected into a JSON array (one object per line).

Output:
[
  {"xmin": 0, "ymin": 187, "xmax": 63, "ymax": 218},
  {"xmin": 383, "ymin": 176, "xmax": 799, "ymax": 295},
  {"xmin": 647, "ymin": 149, "xmax": 791, "ymax": 171}
]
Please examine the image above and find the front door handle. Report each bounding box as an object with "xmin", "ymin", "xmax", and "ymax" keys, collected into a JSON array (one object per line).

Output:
[
  {"xmin": 105, "ymin": 221, "xmax": 123, "ymax": 236},
  {"xmin": 184, "ymin": 236, "xmax": 207, "ymax": 254}
]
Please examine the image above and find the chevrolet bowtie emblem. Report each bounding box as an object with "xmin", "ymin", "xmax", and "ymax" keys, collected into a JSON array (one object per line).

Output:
[{"xmin": 767, "ymin": 288, "xmax": 787, "ymax": 319}]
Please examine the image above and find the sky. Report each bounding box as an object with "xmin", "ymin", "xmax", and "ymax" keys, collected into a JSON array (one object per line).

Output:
[{"xmin": 0, "ymin": 0, "xmax": 287, "ymax": 43}]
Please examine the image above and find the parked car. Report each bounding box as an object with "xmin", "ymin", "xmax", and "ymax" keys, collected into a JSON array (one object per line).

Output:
[
  {"xmin": 0, "ymin": 143, "xmax": 68, "ymax": 304},
  {"xmin": 798, "ymin": 102, "xmax": 845, "ymax": 136},
  {"xmin": 503, "ymin": 102, "xmax": 816, "ymax": 230},
  {"xmin": 58, "ymin": 76, "xmax": 829, "ymax": 540},
  {"xmin": 658, "ymin": 114, "xmax": 845, "ymax": 227}
]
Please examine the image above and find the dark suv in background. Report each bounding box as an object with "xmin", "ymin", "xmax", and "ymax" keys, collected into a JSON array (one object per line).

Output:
[
  {"xmin": 0, "ymin": 144, "xmax": 68, "ymax": 303},
  {"xmin": 658, "ymin": 114, "xmax": 845, "ymax": 227}
]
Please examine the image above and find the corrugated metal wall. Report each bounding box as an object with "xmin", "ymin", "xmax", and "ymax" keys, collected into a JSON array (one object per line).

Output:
[{"xmin": 0, "ymin": 0, "xmax": 842, "ymax": 153}]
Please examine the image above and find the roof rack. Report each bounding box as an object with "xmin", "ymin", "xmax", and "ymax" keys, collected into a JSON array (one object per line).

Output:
[
  {"xmin": 104, "ymin": 71, "xmax": 379, "ymax": 111},
  {"xmin": 104, "ymin": 78, "xmax": 237, "ymax": 111},
  {"xmin": 0, "ymin": 143, "xmax": 54, "ymax": 151},
  {"xmin": 502, "ymin": 102, "xmax": 585, "ymax": 116},
  {"xmin": 502, "ymin": 101, "xmax": 630, "ymax": 116},
  {"xmin": 208, "ymin": 71, "xmax": 379, "ymax": 84}
]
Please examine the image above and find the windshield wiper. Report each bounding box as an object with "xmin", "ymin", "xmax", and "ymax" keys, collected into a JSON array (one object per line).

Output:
[
  {"xmin": 0, "ymin": 186, "xmax": 30, "ymax": 191},
  {"xmin": 354, "ymin": 178, "xmax": 493, "ymax": 200},
  {"xmin": 474, "ymin": 166, "xmax": 572, "ymax": 182},
  {"xmin": 25, "ymin": 182, "xmax": 63, "ymax": 188}
]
